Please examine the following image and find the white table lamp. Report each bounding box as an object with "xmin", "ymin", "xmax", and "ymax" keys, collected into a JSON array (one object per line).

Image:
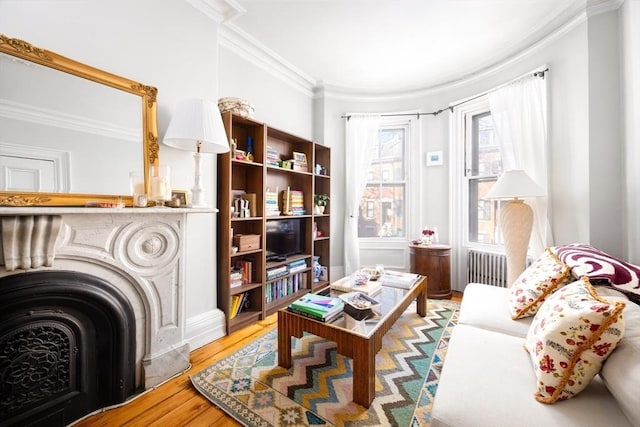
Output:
[
  {"xmin": 484, "ymin": 169, "xmax": 544, "ymax": 286},
  {"xmin": 163, "ymin": 98, "xmax": 229, "ymax": 208}
]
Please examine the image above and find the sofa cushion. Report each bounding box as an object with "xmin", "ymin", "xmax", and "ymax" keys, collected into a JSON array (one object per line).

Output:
[
  {"xmin": 599, "ymin": 293, "xmax": 640, "ymax": 426},
  {"xmin": 432, "ymin": 324, "xmax": 632, "ymax": 427},
  {"xmin": 509, "ymin": 248, "xmax": 572, "ymax": 319},
  {"xmin": 524, "ymin": 278, "xmax": 626, "ymax": 403},
  {"xmin": 458, "ymin": 282, "xmax": 532, "ymax": 337},
  {"xmin": 552, "ymin": 243, "xmax": 640, "ymax": 300}
]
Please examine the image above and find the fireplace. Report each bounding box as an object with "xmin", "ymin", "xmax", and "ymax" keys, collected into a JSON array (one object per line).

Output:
[
  {"xmin": 0, "ymin": 208, "xmax": 212, "ymax": 426},
  {"xmin": 0, "ymin": 270, "xmax": 136, "ymax": 426}
]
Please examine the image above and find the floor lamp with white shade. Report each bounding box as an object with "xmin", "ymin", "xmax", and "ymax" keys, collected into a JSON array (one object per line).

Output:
[
  {"xmin": 484, "ymin": 170, "xmax": 544, "ymax": 287},
  {"xmin": 163, "ymin": 98, "xmax": 230, "ymax": 208}
]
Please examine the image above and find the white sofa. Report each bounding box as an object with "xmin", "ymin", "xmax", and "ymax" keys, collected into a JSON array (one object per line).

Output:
[{"xmin": 431, "ymin": 282, "xmax": 640, "ymax": 427}]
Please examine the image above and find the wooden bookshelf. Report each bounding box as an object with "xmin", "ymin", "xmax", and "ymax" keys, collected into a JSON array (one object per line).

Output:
[{"xmin": 218, "ymin": 112, "xmax": 331, "ymax": 334}]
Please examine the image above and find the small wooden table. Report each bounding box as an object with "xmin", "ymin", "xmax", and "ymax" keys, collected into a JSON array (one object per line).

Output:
[
  {"xmin": 277, "ymin": 276, "xmax": 427, "ymax": 408},
  {"xmin": 409, "ymin": 244, "xmax": 452, "ymax": 299}
]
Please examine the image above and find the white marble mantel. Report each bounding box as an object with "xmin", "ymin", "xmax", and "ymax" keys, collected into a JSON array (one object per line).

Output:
[{"xmin": 0, "ymin": 206, "xmax": 217, "ymax": 389}]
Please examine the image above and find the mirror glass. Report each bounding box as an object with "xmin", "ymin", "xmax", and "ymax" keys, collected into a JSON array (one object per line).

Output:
[{"xmin": 0, "ymin": 34, "xmax": 158, "ymax": 206}]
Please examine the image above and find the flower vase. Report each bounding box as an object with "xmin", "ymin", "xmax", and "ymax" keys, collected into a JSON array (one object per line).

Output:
[
  {"xmin": 421, "ymin": 236, "xmax": 432, "ymax": 245},
  {"xmin": 313, "ymin": 256, "xmax": 322, "ymax": 282}
]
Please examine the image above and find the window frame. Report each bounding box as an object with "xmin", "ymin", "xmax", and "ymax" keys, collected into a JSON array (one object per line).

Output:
[{"xmin": 358, "ymin": 115, "xmax": 416, "ymax": 244}]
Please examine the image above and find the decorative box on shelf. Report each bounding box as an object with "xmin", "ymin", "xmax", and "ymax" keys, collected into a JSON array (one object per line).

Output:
[{"xmin": 233, "ymin": 234, "xmax": 260, "ymax": 251}]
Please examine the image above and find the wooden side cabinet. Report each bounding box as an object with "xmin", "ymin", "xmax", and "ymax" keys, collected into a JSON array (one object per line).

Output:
[{"xmin": 409, "ymin": 244, "xmax": 452, "ymax": 299}]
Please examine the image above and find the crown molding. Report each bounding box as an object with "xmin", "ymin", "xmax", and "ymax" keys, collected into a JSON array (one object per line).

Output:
[
  {"xmin": 210, "ymin": 0, "xmax": 624, "ymax": 102},
  {"xmin": 186, "ymin": 0, "xmax": 245, "ymax": 24},
  {"xmin": 219, "ymin": 23, "xmax": 316, "ymax": 97}
]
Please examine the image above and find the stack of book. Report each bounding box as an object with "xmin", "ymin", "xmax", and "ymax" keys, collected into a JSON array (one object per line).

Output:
[
  {"xmin": 230, "ymin": 270, "xmax": 243, "ymax": 288},
  {"xmin": 288, "ymin": 259, "xmax": 307, "ymax": 273},
  {"xmin": 288, "ymin": 293, "xmax": 344, "ymax": 322},
  {"xmin": 282, "ymin": 187, "xmax": 306, "ymax": 216},
  {"xmin": 266, "ymin": 146, "xmax": 280, "ymax": 167},
  {"xmin": 266, "ymin": 265, "xmax": 289, "ymax": 281},
  {"xmin": 265, "ymin": 189, "xmax": 280, "ymax": 216}
]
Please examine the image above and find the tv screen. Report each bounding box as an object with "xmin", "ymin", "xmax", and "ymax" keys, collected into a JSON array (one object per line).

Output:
[{"xmin": 266, "ymin": 219, "xmax": 304, "ymax": 261}]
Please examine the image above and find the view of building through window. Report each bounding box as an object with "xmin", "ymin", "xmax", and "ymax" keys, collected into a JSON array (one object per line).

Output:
[
  {"xmin": 358, "ymin": 125, "xmax": 407, "ymax": 238},
  {"xmin": 467, "ymin": 112, "xmax": 503, "ymax": 245}
]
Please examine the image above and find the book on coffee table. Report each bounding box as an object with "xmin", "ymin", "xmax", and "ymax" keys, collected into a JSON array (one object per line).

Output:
[
  {"xmin": 329, "ymin": 275, "xmax": 382, "ymax": 296},
  {"xmin": 289, "ymin": 293, "xmax": 344, "ymax": 320},
  {"xmin": 379, "ymin": 270, "xmax": 421, "ymax": 289}
]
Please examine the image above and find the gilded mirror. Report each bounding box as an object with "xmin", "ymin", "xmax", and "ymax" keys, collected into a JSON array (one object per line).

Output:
[{"xmin": 0, "ymin": 33, "xmax": 158, "ymax": 206}]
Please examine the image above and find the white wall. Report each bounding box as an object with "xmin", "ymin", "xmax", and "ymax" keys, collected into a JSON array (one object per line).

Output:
[
  {"xmin": 312, "ymin": 6, "xmax": 637, "ymax": 280},
  {"xmin": 218, "ymin": 47, "xmax": 314, "ymax": 139},
  {"xmin": 621, "ymin": 0, "xmax": 640, "ymax": 265},
  {"xmin": 0, "ymin": 0, "xmax": 226, "ymax": 344},
  {"xmin": 587, "ymin": 11, "xmax": 623, "ymax": 256}
]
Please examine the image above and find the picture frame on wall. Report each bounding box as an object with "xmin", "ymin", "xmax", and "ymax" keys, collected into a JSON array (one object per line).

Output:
[{"xmin": 426, "ymin": 150, "xmax": 443, "ymax": 166}]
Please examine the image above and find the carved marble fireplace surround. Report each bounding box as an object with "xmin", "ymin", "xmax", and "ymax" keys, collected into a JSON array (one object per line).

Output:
[{"xmin": 0, "ymin": 206, "xmax": 217, "ymax": 391}]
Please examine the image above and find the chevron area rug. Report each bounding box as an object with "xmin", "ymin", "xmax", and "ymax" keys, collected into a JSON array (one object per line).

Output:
[{"xmin": 191, "ymin": 299, "xmax": 459, "ymax": 426}]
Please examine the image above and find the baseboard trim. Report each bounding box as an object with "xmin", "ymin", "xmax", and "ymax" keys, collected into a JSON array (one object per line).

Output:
[{"xmin": 186, "ymin": 308, "xmax": 226, "ymax": 351}]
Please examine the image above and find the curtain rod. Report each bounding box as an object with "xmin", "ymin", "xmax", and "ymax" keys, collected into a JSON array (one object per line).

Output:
[{"xmin": 341, "ymin": 68, "xmax": 549, "ymax": 121}]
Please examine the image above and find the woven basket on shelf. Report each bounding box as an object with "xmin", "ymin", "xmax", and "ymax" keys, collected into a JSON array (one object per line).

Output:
[{"xmin": 217, "ymin": 97, "xmax": 255, "ymax": 118}]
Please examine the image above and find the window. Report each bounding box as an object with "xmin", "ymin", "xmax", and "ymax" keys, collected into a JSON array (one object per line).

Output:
[
  {"xmin": 358, "ymin": 121, "xmax": 409, "ymax": 238},
  {"xmin": 465, "ymin": 110, "xmax": 504, "ymax": 245}
]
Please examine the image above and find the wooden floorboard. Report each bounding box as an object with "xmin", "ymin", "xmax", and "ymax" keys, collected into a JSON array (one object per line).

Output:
[{"xmin": 74, "ymin": 293, "xmax": 460, "ymax": 426}]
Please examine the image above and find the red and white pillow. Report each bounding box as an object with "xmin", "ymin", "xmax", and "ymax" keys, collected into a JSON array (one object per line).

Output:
[
  {"xmin": 524, "ymin": 277, "xmax": 626, "ymax": 403},
  {"xmin": 508, "ymin": 248, "xmax": 572, "ymax": 319}
]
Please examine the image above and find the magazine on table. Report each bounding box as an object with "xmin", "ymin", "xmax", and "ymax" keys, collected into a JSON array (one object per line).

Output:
[
  {"xmin": 329, "ymin": 275, "xmax": 382, "ymax": 296},
  {"xmin": 378, "ymin": 270, "xmax": 421, "ymax": 289}
]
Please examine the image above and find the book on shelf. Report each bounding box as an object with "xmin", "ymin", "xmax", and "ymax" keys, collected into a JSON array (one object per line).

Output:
[
  {"xmin": 329, "ymin": 275, "xmax": 382, "ymax": 296},
  {"xmin": 289, "ymin": 293, "xmax": 344, "ymax": 320},
  {"xmin": 266, "ymin": 145, "xmax": 281, "ymax": 166},
  {"xmin": 266, "ymin": 265, "xmax": 289, "ymax": 281},
  {"xmin": 379, "ymin": 270, "xmax": 421, "ymax": 289},
  {"xmin": 265, "ymin": 188, "xmax": 280, "ymax": 216},
  {"xmin": 230, "ymin": 270, "xmax": 244, "ymax": 288},
  {"xmin": 230, "ymin": 292, "xmax": 249, "ymax": 319}
]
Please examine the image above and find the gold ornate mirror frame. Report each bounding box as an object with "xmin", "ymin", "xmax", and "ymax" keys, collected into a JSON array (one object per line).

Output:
[{"xmin": 0, "ymin": 34, "xmax": 158, "ymax": 207}]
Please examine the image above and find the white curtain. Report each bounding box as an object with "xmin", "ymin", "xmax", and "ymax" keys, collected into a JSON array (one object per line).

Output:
[
  {"xmin": 489, "ymin": 73, "xmax": 552, "ymax": 256},
  {"xmin": 344, "ymin": 114, "xmax": 380, "ymax": 274}
]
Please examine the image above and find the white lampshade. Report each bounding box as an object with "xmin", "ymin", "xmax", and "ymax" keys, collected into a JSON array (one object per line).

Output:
[
  {"xmin": 484, "ymin": 169, "xmax": 544, "ymax": 200},
  {"xmin": 163, "ymin": 98, "xmax": 229, "ymax": 153}
]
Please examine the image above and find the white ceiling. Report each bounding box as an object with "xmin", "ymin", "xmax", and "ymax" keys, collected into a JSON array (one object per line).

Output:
[{"xmin": 216, "ymin": 0, "xmax": 606, "ymax": 94}]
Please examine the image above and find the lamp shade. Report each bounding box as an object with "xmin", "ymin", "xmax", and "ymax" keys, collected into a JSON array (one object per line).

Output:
[
  {"xmin": 484, "ymin": 169, "xmax": 544, "ymax": 200},
  {"xmin": 163, "ymin": 98, "xmax": 229, "ymax": 153}
]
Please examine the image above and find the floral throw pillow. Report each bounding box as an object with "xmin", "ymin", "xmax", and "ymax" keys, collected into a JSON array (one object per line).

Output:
[
  {"xmin": 524, "ymin": 277, "xmax": 626, "ymax": 404},
  {"xmin": 508, "ymin": 248, "xmax": 572, "ymax": 319}
]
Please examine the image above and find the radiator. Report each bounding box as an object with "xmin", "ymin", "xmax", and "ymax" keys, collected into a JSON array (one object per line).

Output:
[
  {"xmin": 467, "ymin": 249, "xmax": 509, "ymax": 288},
  {"xmin": 467, "ymin": 248, "xmax": 533, "ymax": 288}
]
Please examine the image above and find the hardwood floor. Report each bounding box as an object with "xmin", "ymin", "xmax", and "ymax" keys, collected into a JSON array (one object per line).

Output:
[{"xmin": 74, "ymin": 292, "xmax": 462, "ymax": 426}]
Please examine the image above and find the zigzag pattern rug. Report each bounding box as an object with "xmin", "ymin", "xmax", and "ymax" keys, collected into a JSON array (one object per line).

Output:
[{"xmin": 191, "ymin": 299, "xmax": 459, "ymax": 426}]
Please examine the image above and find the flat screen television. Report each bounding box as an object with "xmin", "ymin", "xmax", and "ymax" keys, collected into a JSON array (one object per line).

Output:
[{"xmin": 266, "ymin": 218, "xmax": 305, "ymax": 261}]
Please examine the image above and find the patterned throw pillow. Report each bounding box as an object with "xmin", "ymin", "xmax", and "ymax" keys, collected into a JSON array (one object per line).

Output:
[
  {"xmin": 508, "ymin": 248, "xmax": 572, "ymax": 319},
  {"xmin": 552, "ymin": 243, "xmax": 640, "ymax": 299},
  {"xmin": 524, "ymin": 277, "xmax": 626, "ymax": 404}
]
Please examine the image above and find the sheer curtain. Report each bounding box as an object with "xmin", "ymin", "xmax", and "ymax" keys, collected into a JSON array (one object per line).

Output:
[
  {"xmin": 344, "ymin": 114, "xmax": 380, "ymax": 274},
  {"xmin": 489, "ymin": 73, "xmax": 552, "ymax": 256}
]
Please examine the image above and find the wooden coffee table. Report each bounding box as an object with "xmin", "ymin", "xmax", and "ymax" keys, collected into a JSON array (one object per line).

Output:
[{"xmin": 277, "ymin": 276, "xmax": 427, "ymax": 408}]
